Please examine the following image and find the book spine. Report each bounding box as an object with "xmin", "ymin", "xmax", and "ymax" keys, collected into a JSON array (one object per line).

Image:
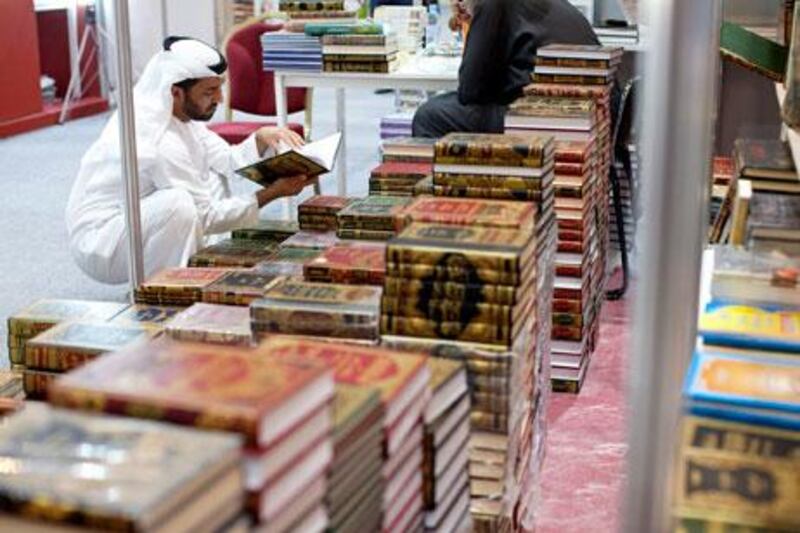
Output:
[
  {"xmin": 557, "ymin": 241, "xmax": 588, "ymax": 253},
  {"xmin": 370, "ymin": 171, "xmax": 429, "ymax": 181},
  {"xmin": 386, "ymin": 246, "xmax": 521, "ymax": 274},
  {"xmin": 433, "ymin": 185, "xmax": 546, "ymax": 202},
  {"xmin": 558, "ymin": 228, "xmax": 591, "ymax": 242},
  {"xmin": 305, "ymin": 268, "xmax": 385, "ymax": 285},
  {"xmin": 48, "ymin": 386, "xmax": 261, "ymax": 446},
  {"xmin": 434, "ymin": 140, "xmax": 546, "ymax": 163},
  {"xmin": 433, "ymin": 173, "xmax": 545, "ymax": 190},
  {"xmin": 322, "ymin": 34, "xmax": 388, "ymax": 46},
  {"xmin": 552, "ymin": 324, "xmax": 584, "ymax": 341},
  {"xmin": 324, "ymin": 53, "xmax": 396, "ymax": 62},
  {"xmin": 556, "ymin": 217, "xmax": 591, "ymax": 230},
  {"xmin": 337, "ymin": 216, "xmax": 398, "ymax": 230},
  {"xmin": 554, "ymin": 184, "xmax": 591, "ymax": 198},
  {"xmin": 380, "ymin": 296, "xmax": 518, "ymax": 325},
  {"xmin": 552, "ymin": 312, "xmax": 586, "ymax": 328},
  {"xmin": 25, "ymin": 346, "xmax": 101, "ymax": 372},
  {"xmin": 551, "ymin": 377, "xmax": 582, "ymax": 394},
  {"xmin": 533, "ymin": 73, "xmax": 612, "ymax": 85},
  {"xmin": 323, "ymin": 61, "xmax": 392, "ymax": 73},
  {"xmin": 554, "ymin": 162, "xmax": 590, "ymax": 175},
  {"xmin": 280, "ymin": 1, "xmax": 345, "ymax": 11},
  {"xmin": 383, "ymin": 276, "xmax": 523, "ymax": 306},
  {"xmin": 553, "ymin": 298, "xmax": 583, "ymax": 313},
  {"xmin": 553, "ymin": 286, "xmax": 587, "ymax": 300},
  {"xmin": 472, "ymin": 391, "xmax": 510, "ymax": 413},
  {"xmin": 380, "ymin": 314, "xmax": 513, "ymax": 345},
  {"xmin": 471, "ymin": 410, "xmax": 509, "ymax": 433},
  {"xmin": 22, "ymin": 370, "xmax": 57, "ymax": 400},
  {"xmin": 535, "ymin": 57, "xmax": 612, "ymax": 69},
  {"xmin": 335, "ymin": 229, "xmax": 395, "ymax": 241},
  {"xmin": 250, "ymin": 313, "xmax": 377, "ymax": 339},
  {"xmin": 554, "ymin": 264, "xmax": 585, "ymax": 278},
  {"xmin": 433, "ymin": 154, "xmax": 546, "ymax": 168},
  {"xmin": 675, "ymin": 451, "xmax": 800, "ymax": 529},
  {"xmin": 554, "ymin": 150, "xmax": 591, "ymax": 164},
  {"xmin": 385, "ymin": 261, "xmax": 528, "ymax": 286}
]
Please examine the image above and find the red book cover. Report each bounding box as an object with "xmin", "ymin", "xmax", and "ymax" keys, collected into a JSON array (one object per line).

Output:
[
  {"xmin": 712, "ymin": 156, "xmax": 734, "ymax": 184},
  {"xmin": 48, "ymin": 338, "xmax": 334, "ymax": 447},
  {"xmin": 260, "ymin": 335, "xmax": 428, "ymax": 429},
  {"xmin": 555, "ymin": 161, "xmax": 592, "ymax": 176},
  {"xmin": 555, "ymin": 140, "xmax": 594, "ymax": 163},
  {"xmin": 139, "ymin": 268, "xmax": 229, "ymax": 289},
  {"xmin": 304, "ymin": 243, "xmax": 387, "ymax": 284},
  {"xmin": 298, "ymin": 195, "xmax": 354, "ymax": 213},
  {"xmin": 371, "ymin": 162, "xmax": 433, "ymax": 179},
  {"xmin": 399, "ymin": 197, "xmax": 537, "ymax": 231}
]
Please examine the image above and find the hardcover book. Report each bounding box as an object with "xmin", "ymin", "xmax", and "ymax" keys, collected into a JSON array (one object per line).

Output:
[
  {"xmin": 434, "ymin": 132, "xmax": 554, "ymax": 167},
  {"xmin": 165, "ymin": 303, "xmax": 252, "ymax": 346},
  {"xmin": 682, "ymin": 415, "xmax": 800, "ymax": 460},
  {"xmin": 371, "ymin": 162, "xmax": 432, "ymax": 180},
  {"xmin": 298, "ymin": 195, "xmax": 354, "ymax": 215},
  {"xmin": 337, "ymin": 196, "xmax": 412, "ymax": 228},
  {"xmin": 748, "ymin": 192, "xmax": 800, "ymax": 243},
  {"xmin": 0, "ymin": 403, "xmax": 243, "ymax": 532},
  {"xmin": 554, "ymin": 140, "xmax": 594, "ymax": 163},
  {"xmin": 506, "ymin": 96, "xmax": 595, "ymax": 130},
  {"xmin": 201, "ymin": 271, "xmax": 284, "ymax": 306},
  {"xmin": 48, "ymin": 338, "xmax": 335, "ymax": 447},
  {"xmin": 137, "ymin": 267, "xmax": 228, "ymax": 293},
  {"xmin": 685, "ymin": 348, "xmax": 800, "ymax": 429},
  {"xmin": 259, "ymin": 335, "xmax": 429, "ymax": 432},
  {"xmin": 398, "ymin": 197, "xmax": 537, "ymax": 231},
  {"xmin": 698, "ymin": 303, "xmax": 800, "ymax": 353},
  {"xmin": 304, "ymin": 243, "xmax": 387, "ymax": 285},
  {"xmin": 235, "ymin": 133, "xmax": 342, "ymax": 186},
  {"xmin": 281, "ymin": 230, "xmax": 342, "ymax": 250},
  {"xmin": 8, "ymin": 299, "xmax": 129, "ymax": 337},
  {"xmin": 536, "ymin": 44, "xmax": 623, "ymax": 61},
  {"xmin": 253, "ymin": 247, "xmax": 323, "ymax": 277},
  {"xmin": 231, "ymin": 219, "xmax": 299, "ymax": 242},
  {"xmin": 188, "ymin": 239, "xmax": 278, "ymax": 268},
  {"xmin": 720, "ymin": 22, "xmax": 788, "ymax": 82},
  {"xmin": 733, "ymin": 139, "xmax": 797, "ymax": 181},
  {"xmin": 108, "ymin": 305, "xmax": 183, "ymax": 328},
  {"xmin": 382, "ymin": 276, "xmax": 529, "ymax": 306}
]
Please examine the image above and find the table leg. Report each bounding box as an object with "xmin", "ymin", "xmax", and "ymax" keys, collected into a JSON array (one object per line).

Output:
[
  {"xmin": 335, "ymin": 87, "xmax": 347, "ymax": 196},
  {"xmin": 273, "ymin": 73, "xmax": 293, "ymax": 219}
]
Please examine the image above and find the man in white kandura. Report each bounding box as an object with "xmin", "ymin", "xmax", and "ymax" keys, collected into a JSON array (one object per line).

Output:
[{"xmin": 66, "ymin": 36, "xmax": 313, "ymax": 284}]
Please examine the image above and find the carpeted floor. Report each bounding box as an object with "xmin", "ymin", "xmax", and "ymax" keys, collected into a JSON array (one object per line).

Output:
[{"xmin": 0, "ymin": 87, "xmax": 396, "ymax": 363}]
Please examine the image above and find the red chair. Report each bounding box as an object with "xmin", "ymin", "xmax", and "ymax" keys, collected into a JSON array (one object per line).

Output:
[{"xmin": 208, "ymin": 18, "xmax": 312, "ymax": 144}]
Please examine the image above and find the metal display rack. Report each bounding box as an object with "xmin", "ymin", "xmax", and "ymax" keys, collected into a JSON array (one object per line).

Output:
[{"xmin": 624, "ymin": 0, "xmax": 722, "ymax": 531}]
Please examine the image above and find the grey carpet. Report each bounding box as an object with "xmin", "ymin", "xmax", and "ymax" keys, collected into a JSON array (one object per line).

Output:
[{"xmin": 0, "ymin": 87, "xmax": 396, "ymax": 364}]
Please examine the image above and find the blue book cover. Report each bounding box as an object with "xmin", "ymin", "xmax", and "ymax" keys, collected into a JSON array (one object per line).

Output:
[
  {"xmin": 684, "ymin": 348, "xmax": 800, "ymax": 430},
  {"xmin": 698, "ymin": 301, "xmax": 800, "ymax": 353}
]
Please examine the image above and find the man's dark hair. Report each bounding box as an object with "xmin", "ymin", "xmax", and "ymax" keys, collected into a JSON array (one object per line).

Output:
[{"xmin": 173, "ymin": 78, "xmax": 201, "ymax": 92}]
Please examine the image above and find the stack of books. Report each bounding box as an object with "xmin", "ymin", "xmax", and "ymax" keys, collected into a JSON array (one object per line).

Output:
[
  {"xmin": 326, "ymin": 385, "xmax": 385, "ymax": 532},
  {"xmin": 422, "ymin": 358, "xmax": 471, "ymax": 533},
  {"xmin": 298, "ymin": 195, "xmax": 355, "ymax": 231},
  {"xmin": 250, "ymin": 278, "xmax": 382, "ymax": 343},
  {"xmin": 261, "ymin": 336, "xmax": 430, "ymax": 533},
  {"xmin": 282, "ymin": 229, "xmax": 343, "ymax": 250},
  {"xmin": 504, "ymin": 95, "xmax": 603, "ymax": 392},
  {"xmin": 48, "ymin": 338, "xmax": 336, "ymax": 530},
  {"xmin": 231, "ymin": 219, "xmax": 299, "ymax": 243},
  {"xmin": 261, "ymin": 31, "xmax": 323, "ymax": 72},
  {"xmin": 188, "ymin": 238, "xmax": 279, "ymax": 268},
  {"xmin": 674, "ymin": 248, "xmax": 800, "ymax": 530},
  {"xmin": 6, "ymin": 299, "xmax": 127, "ymax": 369},
  {"xmin": 200, "ymin": 270, "xmax": 282, "ymax": 306},
  {"xmin": 595, "ymin": 25, "xmax": 639, "ymax": 46},
  {"xmin": 369, "ymin": 161, "xmax": 433, "ymax": 197},
  {"xmin": 134, "ymin": 267, "xmax": 229, "ymax": 305},
  {"xmin": 22, "ymin": 321, "xmax": 152, "ymax": 399},
  {"xmin": 304, "ymin": 242, "xmax": 387, "ymax": 285},
  {"xmin": 165, "ymin": 303, "xmax": 252, "ymax": 346},
  {"xmin": 106, "ymin": 304, "xmax": 183, "ymax": 331},
  {"xmin": 431, "ymin": 132, "xmax": 556, "ymax": 202},
  {"xmin": 381, "ymin": 137, "xmax": 437, "ymax": 163},
  {"xmin": 380, "ymin": 111, "xmax": 414, "ymax": 139},
  {"xmin": 373, "ymin": 5, "xmax": 427, "ymax": 52},
  {"xmin": 322, "ymin": 32, "xmax": 399, "ymax": 73},
  {"xmin": 380, "ymin": 193, "xmax": 554, "ymax": 529},
  {"xmin": 0, "ymin": 403, "xmax": 246, "ymax": 531},
  {"xmin": 336, "ymin": 196, "xmax": 412, "ymax": 240},
  {"xmin": 280, "ymin": 0, "xmax": 357, "ymax": 34},
  {"xmin": 709, "ymin": 156, "xmax": 734, "ymax": 226},
  {"xmin": 253, "ymin": 246, "xmax": 323, "ymax": 277},
  {"xmin": 745, "ymin": 192, "xmax": 800, "ymax": 255}
]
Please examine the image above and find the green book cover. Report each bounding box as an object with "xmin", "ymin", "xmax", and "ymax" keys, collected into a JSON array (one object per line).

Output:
[{"xmin": 720, "ymin": 22, "xmax": 788, "ymax": 82}]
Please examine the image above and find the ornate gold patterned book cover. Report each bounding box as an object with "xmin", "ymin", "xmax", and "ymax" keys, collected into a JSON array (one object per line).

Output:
[
  {"xmin": 0, "ymin": 403, "xmax": 241, "ymax": 530},
  {"xmin": 435, "ymin": 133, "xmax": 553, "ymax": 167},
  {"xmin": 165, "ymin": 303, "xmax": 252, "ymax": 346},
  {"xmin": 8, "ymin": 300, "xmax": 129, "ymax": 337}
]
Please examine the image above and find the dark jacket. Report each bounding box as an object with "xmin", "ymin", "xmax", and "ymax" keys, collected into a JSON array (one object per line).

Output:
[{"xmin": 458, "ymin": 0, "xmax": 600, "ymax": 106}]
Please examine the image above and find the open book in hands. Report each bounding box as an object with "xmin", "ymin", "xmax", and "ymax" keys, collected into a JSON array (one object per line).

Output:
[{"xmin": 235, "ymin": 132, "xmax": 343, "ymax": 186}]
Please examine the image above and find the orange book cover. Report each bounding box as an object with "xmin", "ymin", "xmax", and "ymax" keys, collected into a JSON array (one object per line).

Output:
[
  {"xmin": 48, "ymin": 338, "xmax": 334, "ymax": 447},
  {"xmin": 260, "ymin": 335, "xmax": 428, "ymax": 427}
]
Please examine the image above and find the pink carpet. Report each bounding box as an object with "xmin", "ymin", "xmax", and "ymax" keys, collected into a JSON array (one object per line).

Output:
[{"xmin": 536, "ymin": 292, "xmax": 631, "ymax": 532}]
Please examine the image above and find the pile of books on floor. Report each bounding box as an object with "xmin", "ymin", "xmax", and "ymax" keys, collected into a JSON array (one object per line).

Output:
[
  {"xmin": 380, "ymin": 192, "xmax": 555, "ymax": 530},
  {"xmin": 250, "ymin": 277, "xmax": 382, "ymax": 343},
  {"xmin": 373, "ymin": 5, "xmax": 427, "ymax": 52},
  {"xmin": 381, "ymin": 111, "xmax": 414, "ymax": 139},
  {"xmin": 260, "ymin": 336, "xmax": 432, "ymax": 533},
  {"xmin": 381, "ymin": 136, "xmax": 437, "ymax": 163},
  {"xmin": 674, "ymin": 245, "xmax": 800, "ymax": 531},
  {"xmin": 165, "ymin": 302, "xmax": 252, "ymax": 346},
  {"xmin": 298, "ymin": 195, "xmax": 355, "ymax": 231},
  {"xmin": 322, "ymin": 32, "xmax": 399, "ymax": 73},
  {"xmin": 45, "ymin": 338, "xmax": 336, "ymax": 531},
  {"xmin": 369, "ymin": 161, "xmax": 432, "ymax": 197},
  {"xmin": 304, "ymin": 242, "xmax": 387, "ymax": 285},
  {"xmin": 336, "ymin": 195, "xmax": 412, "ymax": 240},
  {"xmin": 504, "ymin": 95, "xmax": 603, "ymax": 393}
]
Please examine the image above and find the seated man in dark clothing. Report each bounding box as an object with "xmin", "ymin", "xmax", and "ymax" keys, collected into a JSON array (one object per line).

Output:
[{"xmin": 412, "ymin": 0, "xmax": 600, "ymax": 138}]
